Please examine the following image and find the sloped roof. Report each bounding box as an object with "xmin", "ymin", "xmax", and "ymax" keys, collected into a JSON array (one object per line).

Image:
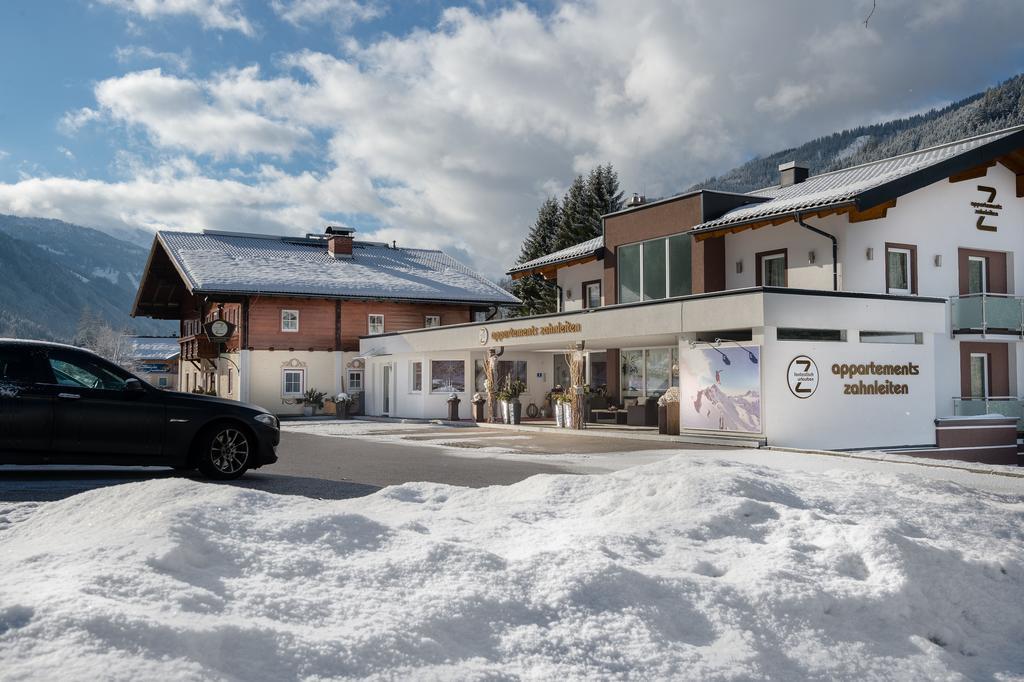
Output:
[
  {"xmin": 155, "ymin": 231, "xmax": 519, "ymax": 305},
  {"xmin": 506, "ymin": 236, "xmax": 603, "ymax": 276},
  {"xmin": 123, "ymin": 336, "xmax": 180, "ymax": 361},
  {"xmin": 693, "ymin": 124, "xmax": 1024, "ymax": 233}
]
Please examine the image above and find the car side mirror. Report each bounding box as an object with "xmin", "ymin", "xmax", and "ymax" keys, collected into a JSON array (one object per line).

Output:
[{"xmin": 125, "ymin": 378, "xmax": 146, "ymax": 394}]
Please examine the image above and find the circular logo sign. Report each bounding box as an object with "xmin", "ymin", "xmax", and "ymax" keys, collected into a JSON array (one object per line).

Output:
[
  {"xmin": 478, "ymin": 327, "xmax": 490, "ymax": 345},
  {"xmin": 787, "ymin": 355, "xmax": 819, "ymax": 399},
  {"xmin": 210, "ymin": 320, "xmax": 230, "ymax": 338}
]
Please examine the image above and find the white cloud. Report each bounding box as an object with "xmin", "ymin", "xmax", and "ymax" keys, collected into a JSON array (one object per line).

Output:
[
  {"xmin": 272, "ymin": 0, "xmax": 383, "ymax": 28},
  {"xmin": 57, "ymin": 147, "xmax": 76, "ymax": 161},
  {"xmin": 114, "ymin": 45, "xmax": 191, "ymax": 72},
  {"xmin": 95, "ymin": 0, "xmax": 254, "ymax": 35},
  {"xmin": 9, "ymin": 1, "xmax": 1024, "ymax": 277},
  {"xmin": 58, "ymin": 107, "xmax": 102, "ymax": 135}
]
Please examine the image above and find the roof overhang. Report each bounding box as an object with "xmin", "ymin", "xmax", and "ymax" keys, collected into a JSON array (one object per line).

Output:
[
  {"xmin": 508, "ymin": 249, "xmax": 603, "ymax": 281},
  {"xmin": 131, "ymin": 235, "xmax": 199, "ymax": 319}
]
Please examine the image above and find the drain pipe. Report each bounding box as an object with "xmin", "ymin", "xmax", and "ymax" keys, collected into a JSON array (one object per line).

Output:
[{"xmin": 796, "ymin": 212, "xmax": 839, "ymax": 291}]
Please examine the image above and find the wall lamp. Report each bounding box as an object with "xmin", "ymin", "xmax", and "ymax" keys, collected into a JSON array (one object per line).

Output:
[
  {"xmin": 715, "ymin": 337, "xmax": 759, "ymax": 365},
  {"xmin": 735, "ymin": 260, "xmax": 743, "ymax": 274},
  {"xmin": 686, "ymin": 338, "xmax": 759, "ymax": 366},
  {"xmin": 808, "ymin": 250, "xmax": 816, "ymax": 264},
  {"xmin": 866, "ymin": 247, "xmax": 874, "ymax": 261}
]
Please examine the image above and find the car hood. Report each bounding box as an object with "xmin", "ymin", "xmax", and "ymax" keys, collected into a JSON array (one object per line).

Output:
[{"xmin": 163, "ymin": 391, "xmax": 270, "ymax": 415}]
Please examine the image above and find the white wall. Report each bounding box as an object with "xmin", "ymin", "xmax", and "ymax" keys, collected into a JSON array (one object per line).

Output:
[
  {"xmin": 724, "ymin": 164, "xmax": 1024, "ymax": 299},
  {"xmin": 247, "ymin": 350, "xmax": 348, "ymax": 415},
  {"xmin": 557, "ymin": 260, "xmax": 604, "ymax": 311}
]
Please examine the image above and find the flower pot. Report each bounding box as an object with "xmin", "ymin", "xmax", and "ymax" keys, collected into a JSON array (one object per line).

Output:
[
  {"xmin": 303, "ymin": 405, "xmax": 313, "ymax": 417},
  {"xmin": 337, "ymin": 403, "xmax": 349, "ymax": 420},
  {"xmin": 554, "ymin": 402, "xmax": 565, "ymax": 427},
  {"xmin": 508, "ymin": 400, "xmax": 522, "ymax": 425},
  {"xmin": 666, "ymin": 402, "xmax": 680, "ymax": 435},
  {"xmin": 561, "ymin": 402, "xmax": 573, "ymax": 428}
]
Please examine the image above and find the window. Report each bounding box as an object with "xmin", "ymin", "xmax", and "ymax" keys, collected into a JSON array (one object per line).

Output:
[
  {"xmin": 424, "ymin": 315, "xmax": 441, "ymax": 328},
  {"xmin": 756, "ymin": 250, "xmax": 787, "ymax": 287},
  {"xmin": 777, "ymin": 328, "xmax": 847, "ymax": 342},
  {"xmin": 282, "ymin": 369, "xmax": 305, "ymax": 396},
  {"xmin": 430, "ymin": 360, "xmax": 465, "ymax": 392},
  {"xmin": 969, "ymin": 353, "xmax": 989, "ymax": 398},
  {"xmin": 885, "ymin": 243, "xmax": 916, "ymax": 295},
  {"xmin": 967, "ymin": 256, "xmax": 988, "ymax": 294},
  {"xmin": 0, "ymin": 348, "xmax": 36, "ymax": 383},
  {"xmin": 368, "ymin": 314, "xmax": 385, "ymax": 336},
  {"xmin": 859, "ymin": 331, "xmax": 923, "ymax": 344},
  {"xmin": 474, "ymin": 359, "xmax": 528, "ymax": 392},
  {"xmin": 618, "ymin": 243, "xmax": 642, "ymax": 303},
  {"xmin": 621, "ymin": 347, "xmax": 679, "ymax": 399},
  {"xmin": 157, "ymin": 377, "xmax": 169, "ymax": 388},
  {"xmin": 583, "ymin": 281, "xmax": 602, "ymax": 309},
  {"xmin": 617, "ymin": 235, "xmax": 692, "ymax": 304},
  {"xmin": 411, "ymin": 361, "xmax": 423, "ymax": 392},
  {"xmin": 45, "ymin": 351, "xmax": 130, "ymax": 391},
  {"xmin": 348, "ymin": 371, "xmax": 363, "ymax": 391},
  {"xmin": 281, "ymin": 309, "xmax": 299, "ymax": 332}
]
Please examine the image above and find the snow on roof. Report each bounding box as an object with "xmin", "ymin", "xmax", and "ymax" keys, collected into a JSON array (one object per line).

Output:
[
  {"xmin": 122, "ymin": 336, "xmax": 180, "ymax": 361},
  {"xmin": 506, "ymin": 236, "xmax": 603, "ymax": 275},
  {"xmin": 158, "ymin": 231, "xmax": 519, "ymax": 305},
  {"xmin": 694, "ymin": 125, "xmax": 1024, "ymax": 231}
]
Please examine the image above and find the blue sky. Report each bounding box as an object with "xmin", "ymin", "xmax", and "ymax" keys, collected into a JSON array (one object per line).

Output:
[{"xmin": 1, "ymin": 1, "xmax": 1023, "ymax": 276}]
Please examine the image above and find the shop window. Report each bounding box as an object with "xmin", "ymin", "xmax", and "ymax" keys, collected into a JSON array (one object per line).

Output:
[
  {"xmin": 474, "ymin": 359, "xmax": 528, "ymax": 392},
  {"xmin": 411, "ymin": 361, "xmax": 423, "ymax": 392},
  {"xmin": 859, "ymin": 331, "xmax": 923, "ymax": 344},
  {"xmin": 282, "ymin": 368, "xmax": 305, "ymax": 396},
  {"xmin": 348, "ymin": 371, "xmax": 363, "ymax": 391},
  {"xmin": 281, "ymin": 309, "xmax": 299, "ymax": 332},
  {"xmin": 756, "ymin": 250, "xmax": 787, "ymax": 287},
  {"xmin": 424, "ymin": 315, "xmax": 441, "ymax": 328},
  {"xmin": 583, "ymin": 281, "xmax": 602, "ymax": 309},
  {"xmin": 430, "ymin": 360, "xmax": 465, "ymax": 393},
  {"xmin": 777, "ymin": 328, "xmax": 846, "ymax": 342},
  {"xmin": 621, "ymin": 347, "xmax": 678, "ymax": 399},
  {"xmin": 885, "ymin": 243, "xmax": 917, "ymax": 295},
  {"xmin": 368, "ymin": 314, "xmax": 385, "ymax": 336}
]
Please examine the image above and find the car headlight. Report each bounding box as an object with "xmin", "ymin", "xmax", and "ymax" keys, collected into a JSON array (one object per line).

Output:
[{"xmin": 254, "ymin": 413, "xmax": 279, "ymax": 429}]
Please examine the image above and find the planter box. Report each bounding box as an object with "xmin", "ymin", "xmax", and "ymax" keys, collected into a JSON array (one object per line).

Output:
[{"xmin": 666, "ymin": 402, "xmax": 680, "ymax": 435}]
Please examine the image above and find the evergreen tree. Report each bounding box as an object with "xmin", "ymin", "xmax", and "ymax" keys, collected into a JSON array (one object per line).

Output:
[
  {"xmin": 552, "ymin": 174, "xmax": 592, "ymax": 252},
  {"xmin": 511, "ymin": 197, "xmax": 560, "ymax": 316}
]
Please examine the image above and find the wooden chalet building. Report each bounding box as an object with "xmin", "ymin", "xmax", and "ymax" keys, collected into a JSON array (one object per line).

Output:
[{"xmin": 132, "ymin": 227, "xmax": 517, "ymax": 414}]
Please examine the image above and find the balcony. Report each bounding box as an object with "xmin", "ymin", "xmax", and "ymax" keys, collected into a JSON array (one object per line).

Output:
[
  {"xmin": 953, "ymin": 397, "xmax": 1024, "ymax": 431},
  {"xmin": 951, "ymin": 294, "xmax": 1024, "ymax": 335}
]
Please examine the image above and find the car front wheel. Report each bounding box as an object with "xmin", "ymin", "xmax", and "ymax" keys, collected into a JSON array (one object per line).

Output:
[{"xmin": 196, "ymin": 424, "xmax": 252, "ymax": 480}]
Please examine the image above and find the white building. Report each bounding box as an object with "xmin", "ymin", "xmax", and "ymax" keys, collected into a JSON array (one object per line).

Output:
[{"xmin": 359, "ymin": 126, "xmax": 1024, "ymax": 464}]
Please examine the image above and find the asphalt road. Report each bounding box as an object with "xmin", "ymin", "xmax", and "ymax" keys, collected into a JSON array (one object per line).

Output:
[{"xmin": 0, "ymin": 426, "xmax": 642, "ymax": 502}]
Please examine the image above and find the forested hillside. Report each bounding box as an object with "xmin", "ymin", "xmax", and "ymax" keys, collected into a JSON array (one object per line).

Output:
[
  {"xmin": 692, "ymin": 74, "xmax": 1024, "ymax": 193},
  {"xmin": 0, "ymin": 214, "xmax": 173, "ymax": 342}
]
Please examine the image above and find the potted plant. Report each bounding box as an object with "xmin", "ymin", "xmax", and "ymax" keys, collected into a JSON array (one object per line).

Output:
[
  {"xmin": 495, "ymin": 385, "xmax": 511, "ymax": 423},
  {"xmin": 501, "ymin": 375, "xmax": 527, "ymax": 425},
  {"xmin": 302, "ymin": 388, "xmax": 326, "ymax": 417},
  {"xmin": 335, "ymin": 392, "xmax": 352, "ymax": 420}
]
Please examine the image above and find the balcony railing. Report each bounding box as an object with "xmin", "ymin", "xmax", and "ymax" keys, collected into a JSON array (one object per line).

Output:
[
  {"xmin": 950, "ymin": 294, "xmax": 1024, "ymax": 335},
  {"xmin": 952, "ymin": 397, "xmax": 1024, "ymax": 431}
]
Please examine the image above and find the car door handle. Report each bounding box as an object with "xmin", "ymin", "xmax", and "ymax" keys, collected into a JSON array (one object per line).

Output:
[{"xmin": 57, "ymin": 393, "xmax": 81, "ymax": 400}]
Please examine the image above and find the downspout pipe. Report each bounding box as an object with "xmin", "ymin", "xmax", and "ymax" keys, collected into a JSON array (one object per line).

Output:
[{"xmin": 796, "ymin": 212, "xmax": 839, "ymax": 291}]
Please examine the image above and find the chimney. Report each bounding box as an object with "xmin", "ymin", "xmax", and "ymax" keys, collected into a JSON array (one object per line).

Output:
[
  {"xmin": 628, "ymin": 192, "xmax": 646, "ymax": 207},
  {"xmin": 778, "ymin": 161, "xmax": 809, "ymax": 187},
  {"xmin": 325, "ymin": 225, "xmax": 355, "ymax": 258}
]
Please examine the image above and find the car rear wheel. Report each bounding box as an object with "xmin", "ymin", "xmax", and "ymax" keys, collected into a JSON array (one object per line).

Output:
[{"xmin": 196, "ymin": 424, "xmax": 252, "ymax": 480}]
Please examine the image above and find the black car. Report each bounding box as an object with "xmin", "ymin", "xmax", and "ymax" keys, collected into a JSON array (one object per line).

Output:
[{"xmin": 0, "ymin": 340, "xmax": 278, "ymax": 479}]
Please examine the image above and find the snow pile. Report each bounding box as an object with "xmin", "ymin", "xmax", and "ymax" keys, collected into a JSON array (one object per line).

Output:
[{"xmin": 2, "ymin": 457, "xmax": 1023, "ymax": 680}]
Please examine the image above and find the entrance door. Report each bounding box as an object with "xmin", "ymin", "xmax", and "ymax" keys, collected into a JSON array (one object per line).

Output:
[
  {"xmin": 382, "ymin": 364, "xmax": 392, "ymax": 415},
  {"xmin": 969, "ymin": 353, "xmax": 989, "ymax": 398},
  {"xmin": 967, "ymin": 256, "xmax": 988, "ymax": 294}
]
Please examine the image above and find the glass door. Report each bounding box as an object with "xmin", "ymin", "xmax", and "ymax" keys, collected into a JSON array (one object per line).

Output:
[
  {"xmin": 967, "ymin": 256, "xmax": 988, "ymax": 294},
  {"xmin": 969, "ymin": 353, "xmax": 989, "ymax": 398},
  {"xmin": 382, "ymin": 364, "xmax": 392, "ymax": 415}
]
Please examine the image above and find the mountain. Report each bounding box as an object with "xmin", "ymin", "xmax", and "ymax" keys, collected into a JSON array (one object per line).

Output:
[
  {"xmin": 0, "ymin": 214, "xmax": 173, "ymax": 342},
  {"xmin": 691, "ymin": 74, "xmax": 1024, "ymax": 194},
  {"xmin": 689, "ymin": 384, "xmax": 761, "ymax": 433}
]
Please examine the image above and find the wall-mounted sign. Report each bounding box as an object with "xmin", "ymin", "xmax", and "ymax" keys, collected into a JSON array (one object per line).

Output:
[
  {"xmin": 204, "ymin": 319, "xmax": 236, "ymax": 343},
  {"xmin": 680, "ymin": 346, "xmax": 762, "ymax": 433},
  {"xmin": 484, "ymin": 320, "xmax": 582, "ymax": 344},
  {"xmin": 831, "ymin": 361, "xmax": 920, "ymax": 395},
  {"xmin": 973, "ymin": 185, "xmax": 1001, "ymax": 232},
  {"xmin": 786, "ymin": 355, "xmax": 818, "ymax": 399}
]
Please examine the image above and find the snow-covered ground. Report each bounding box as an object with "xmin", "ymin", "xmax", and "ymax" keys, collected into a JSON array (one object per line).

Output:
[{"xmin": 2, "ymin": 455, "xmax": 1023, "ymax": 680}]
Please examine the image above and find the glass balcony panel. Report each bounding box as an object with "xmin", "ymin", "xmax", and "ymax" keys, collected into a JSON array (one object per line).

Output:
[
  {"xmin": 953, "ymin": 398, "xmax": 1024, "ymax": 430},
  {"xmin": 951, "ymin": 296, "xmax": 984, "ymax": 330},
  {"xmin": 985, "ymin": 296, "xmax": 1024, "ymax": 331}
]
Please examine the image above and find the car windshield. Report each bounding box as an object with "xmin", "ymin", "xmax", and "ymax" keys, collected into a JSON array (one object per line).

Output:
[{"xmin": 47, "ymin": 353, "xmax": 131, "ymax": 391}]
